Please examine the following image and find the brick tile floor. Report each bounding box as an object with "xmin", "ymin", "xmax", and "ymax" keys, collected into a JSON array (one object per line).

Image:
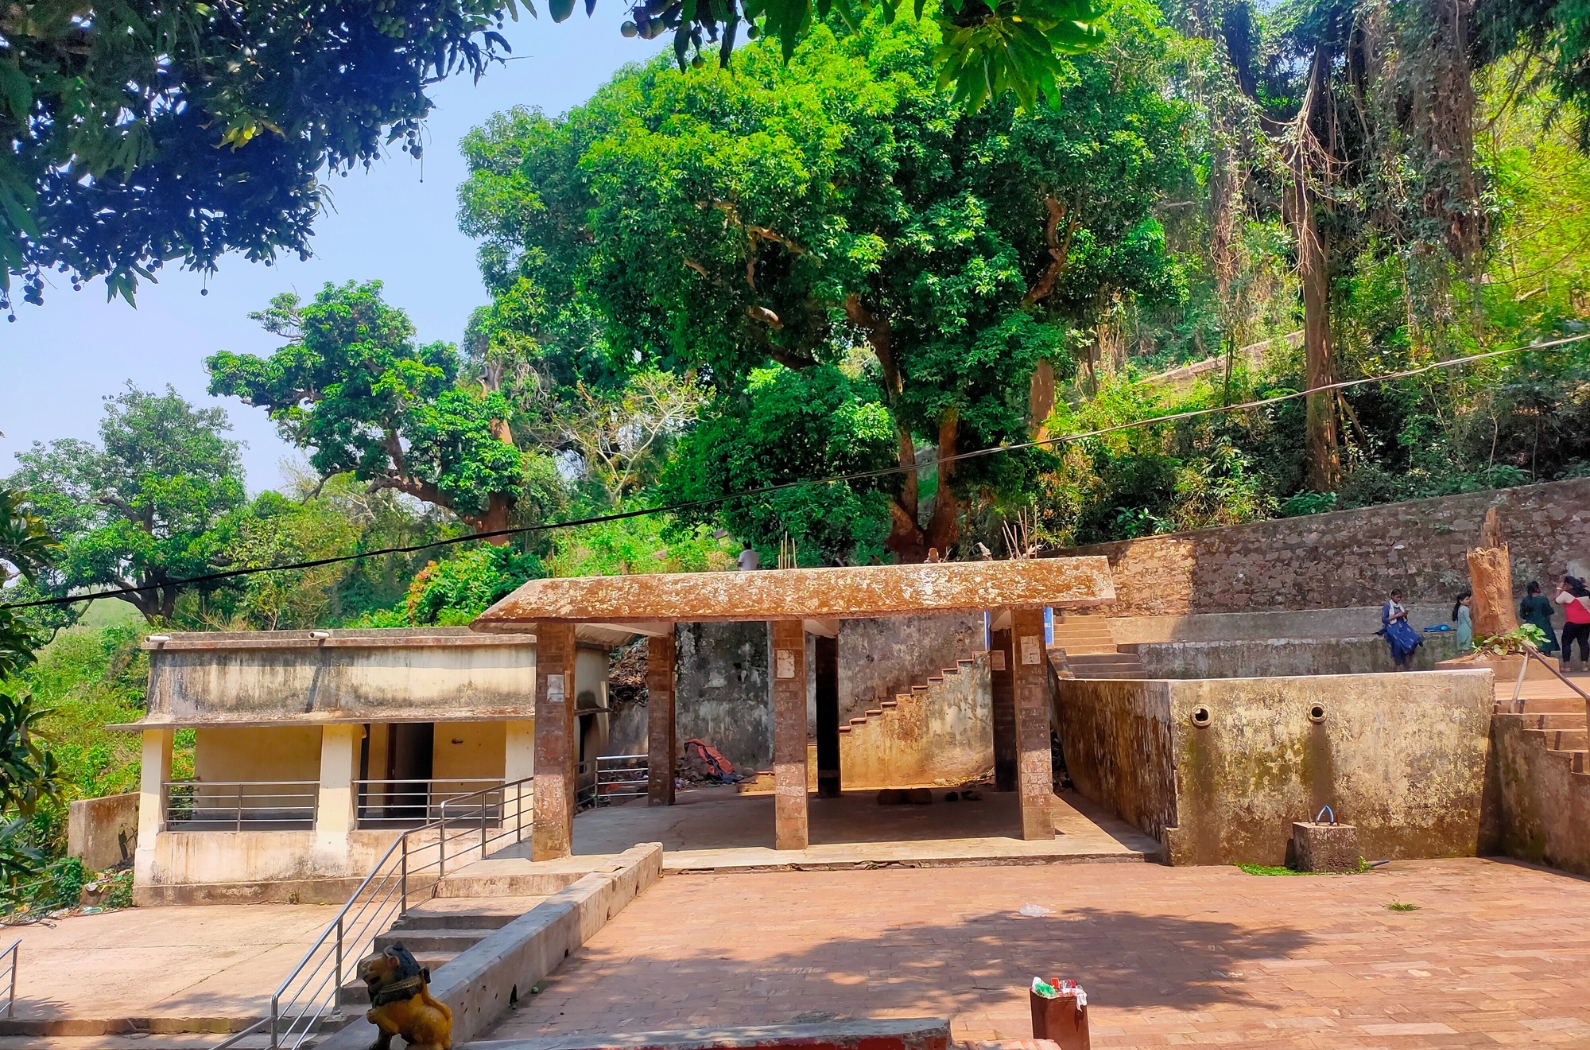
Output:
[{"xmin": 479, "ymin": 858, "xmax": 1590, "ymax": 1049}]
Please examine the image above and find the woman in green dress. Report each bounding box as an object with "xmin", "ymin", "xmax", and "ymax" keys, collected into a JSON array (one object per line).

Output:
[
  {"xmin": 1519, "ymin": 580, "xmax": 1561, "ymax": 654},
  {"xmin": 1453, "ymin": 591, "xmax": 1474, "ymax": 652}
]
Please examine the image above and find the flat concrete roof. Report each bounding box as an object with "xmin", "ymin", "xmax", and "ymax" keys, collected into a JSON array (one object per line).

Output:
[{"xmin": 472, "ymin": 557, "xmax": 1115, "ymax": 628}]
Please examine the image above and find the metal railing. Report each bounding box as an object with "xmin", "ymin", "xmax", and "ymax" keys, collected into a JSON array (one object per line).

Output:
[
  {"xmin": 0, "ymin": 938, "xmax": 16, "ymax": 1017},
  {"xmin": 214, "ymin": 776, "xmax": 531, "ymax": 1050},
  {"xmin": 577, "ymin": 754, "xmax": 648, "ymax": 810},
  {"xmin": 355, "ymin": 778, "xmax": 503, "ymax": 828},
  {"xmin": 164, "ymin": 781, "xmax": 319, "ymax": 831},
  {"xmin": 1508, "ymin": 646, "xmax": 1590, "ymax": 727}
]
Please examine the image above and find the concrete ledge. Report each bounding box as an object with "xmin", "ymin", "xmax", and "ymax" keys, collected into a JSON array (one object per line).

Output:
[
  {"xmin": 0, "ymin": 1017, "xmax": 259, "ymax": 1037},
  {"xmin": 465, "ymin": 1017, "xmax": 951, "ymax": 1050},
  {"xmin": 133, "ymin": 876, "xmax": 367, "ymax": 907},
  {"xmin": 316, "ymin": 843, "xmax": 663, "ymax": 1050}
]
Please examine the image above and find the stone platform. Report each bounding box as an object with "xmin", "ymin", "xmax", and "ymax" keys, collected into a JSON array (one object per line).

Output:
[{"xmin": 443, "ymin": 787, "xmax": 1156, "ymax": 885}]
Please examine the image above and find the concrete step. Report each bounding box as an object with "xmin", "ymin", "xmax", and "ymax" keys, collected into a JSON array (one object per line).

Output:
[
  {"xmin": 1513, "ymin": 696, "xmax": 1590, "ymax": 714},
  {"xmin": 338, "ymin": 952, "xmax": 457, "ymax": 1006},
  {"xmin": 393, "ymin": 899, "xmax": 539, "ymax": 930},
  {"xmin": 1543, "ymin": 728, "xmax": 1589, "ymax": 751},
  {"xmin": 373, "ymin": 928, "xmax": 490, "ymax": 954},
  {"xmin": 1531, "ymin": 713, "xmax": 1589, "ymax": 731}
]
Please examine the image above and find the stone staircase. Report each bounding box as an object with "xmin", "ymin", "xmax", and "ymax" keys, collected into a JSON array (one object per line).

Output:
[
  {"xmin": 1050, "ymin": 616, "xmax": 1147, "ymax": 679},
  {"xmin": 338, "ymin": 896, "xmax": 546, "ymax": 1007},
  {"xmin": 838, "ymin": 655, "xmax": 992, "ymax": 788},
  {"xmin": 1509, "ymin": 688, "xmax": 1590, "ymax": 776}
]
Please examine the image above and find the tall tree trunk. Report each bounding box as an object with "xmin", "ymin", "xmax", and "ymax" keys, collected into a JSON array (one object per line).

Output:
[
  {"xmin": 922, "ymin": 410, "xmax": 961, "ymax": 555},
  {"xmin": 845, "ymin": 294, "xmax": 938, "ymax": 563},
  {"xmin": 1287, "ymin": 45, "xmax": 1342, "ymax": 492}
]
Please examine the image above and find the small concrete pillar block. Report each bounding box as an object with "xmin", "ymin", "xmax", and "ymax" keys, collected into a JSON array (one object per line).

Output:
[
  {"xmin": 1291, "ymin": 820, "xmax": 1359, "ymax": 872},
  {"xmin": 1010, "ymin": 606, "xmax": 1055, "ymax": 841},
  {"xmin": 647, "ymin": 631, "xmax": 678, "ymax": 807},
  {"xmin": 771, "ymin": 619, "xmax": 810, "ymax": 850},
  {"xmin": 532, "ymin": 621, "xmax": 578, "ymax": 861}
]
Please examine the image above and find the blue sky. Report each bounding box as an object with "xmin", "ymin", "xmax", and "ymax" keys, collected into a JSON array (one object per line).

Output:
[{"xmin": 1, "ymin": 14, "xmax": 664, "ymax": 492}]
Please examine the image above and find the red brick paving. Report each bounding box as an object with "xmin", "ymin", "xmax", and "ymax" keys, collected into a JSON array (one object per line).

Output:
[{"xmin": 480, "ymin": 858, "xmax": 1590, "ymax": 1048}]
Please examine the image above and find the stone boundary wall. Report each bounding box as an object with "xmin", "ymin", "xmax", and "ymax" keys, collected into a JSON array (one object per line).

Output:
[{"xmin": 1052, "ymin": 477, "xmax": 1590, "ymax": 617}]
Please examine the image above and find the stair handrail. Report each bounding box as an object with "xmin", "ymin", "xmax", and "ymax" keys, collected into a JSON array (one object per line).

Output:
[
  {"xmin": 213, "ymin": 775, "xmax": 533, "ymax": 1050},
  {"xmin": 0, "ymin": 937, "xmax": 17, "ymax": 1018},
  {"xmin": 1515, "ymin": 645, "xmax": 1590, "ymax": 732}
]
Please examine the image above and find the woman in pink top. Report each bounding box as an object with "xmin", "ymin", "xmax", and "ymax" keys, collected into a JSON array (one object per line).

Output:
[{"xmin": 1555, "ymin": 575, "xmax": 1590, "ymax": 672}]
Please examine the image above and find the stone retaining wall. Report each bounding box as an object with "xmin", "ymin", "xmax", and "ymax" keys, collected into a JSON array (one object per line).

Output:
[{"xmin": 1053, "ymin": 477, "xmax": 1590, "ymax": 618}]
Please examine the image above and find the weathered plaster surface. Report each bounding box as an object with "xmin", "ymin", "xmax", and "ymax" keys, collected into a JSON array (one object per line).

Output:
[
  {"xmin": 839, "ymin": 655, "xmax": 993, "ymax": 789},
  {"xmin": 140, "ymin": 629, "xmax": 538, "ymax": 726},
  {"xmin": 68, "ymin": 792, "xmax": 139, "ymax": 873},
  {"xmin": 475, "ymin": 558, "xmax": 1114, "ymax": 626},
  {"xmin": 1481, "ymin": 715, "xmax": 1590, "ymax": 876},
  {"xmin": 837, "ymin": 614, "xmax": 984, "ymax": 723},
  {"xmin": 1059, "ymin": 670, "xmax": 1494, "ymax": 865},
  {"xmin": 674, "ymin": 621, "xmax": 772, "ymax": 774}
]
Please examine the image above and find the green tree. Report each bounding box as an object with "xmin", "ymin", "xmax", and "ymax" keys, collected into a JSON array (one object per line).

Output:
[
  {"xmin": 6, "ymin": 385, "xmax": 247, "ymax": 622},
  {"xmin": 1, "ymin": 0, "xmax": 1112, "ymax": 314},
  {"xmin": 460, "ymin": 4, "xmax": 1191, "ymax": 560},
  {"xmin": 208, "ymin": 281, "xmax": 549, "ymax": 538},
  {"xmin": 0, "ymin": 488, "xmax": 66, "ymax": 889}
]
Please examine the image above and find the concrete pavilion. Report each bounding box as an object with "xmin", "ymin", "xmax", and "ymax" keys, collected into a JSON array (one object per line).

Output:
[{"xmin": 470, "ymin": 556, "xmax": 1115, "ymax": 860}]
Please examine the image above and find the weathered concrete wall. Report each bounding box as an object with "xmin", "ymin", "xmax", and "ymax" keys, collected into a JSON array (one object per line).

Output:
[
  {"xmin": 133, "ymin": 826, "xmax": 498, "ymax": 904},
  {"xmin": 1053, "ymin": 677, "xmax": 1178, "ymax": 843},
  {"xmin": 67, "ymin": 792, "xmax": 139, "ymax": 872},
  {"xmin": 1481, "ymin": 715, "xmax": 1590, "ymax": 876},
  {"xmin": 674, "ymin": 621, "xmax": 772, "ymax": 774},
  {"xmin": 840, "ymin": 655, "xmax": 993, "ymax": 788},
  {"xmin": 144, "ymin": 629, "xmax": 538, "ymax": 725},
  {"xmin": 837, "ymin": 615, "xmax": 984, "ymax": 723},
  {"xmin": 194, "ymin": 726, "xmax": 323, "ymax": 805},
  {"xmin": 1125, "ymin": 634, "xmax": 1457, "ymax": 678},
  {"xmin": 1054, "ymin": 477, "xmax": 1590, "ymax": 618},
  {"xmin": 1059, "ymin": 670, "xmax": 1494, "ymax": 865}
]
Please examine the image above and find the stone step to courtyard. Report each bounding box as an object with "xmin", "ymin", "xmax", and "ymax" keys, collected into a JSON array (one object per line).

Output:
[
  {"xmin": 1064, "ymin": 651, "xmax": 1148, "ymax": 678},
  {"xmin": 1528, "ymin": 712, "xmax": 1588, "ymax": 731},
  {"xmin": 1510, "ymin": 695, "xmax": 1589, "ymax": 714},
  {"xmin": 1537, "ymin": 727, "xmax": 1589, "ymax": 750},
  {"xmin": 339, "ymin": 896, "xmax": 547, "ymax": 1007}
]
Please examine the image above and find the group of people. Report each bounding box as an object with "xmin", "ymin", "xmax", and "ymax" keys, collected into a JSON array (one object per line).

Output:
[{"xmin": 1380, "ymin": 574, "xmax": 1590, "ymax": 671}]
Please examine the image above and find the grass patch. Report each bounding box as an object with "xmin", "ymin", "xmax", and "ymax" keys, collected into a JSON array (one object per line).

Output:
[
  {"xmin": 1387, "ymin": 901, "xmax": 1420, "ymax": 911},
  {"xmin": 1238, "ymin": 864, "xmax": 1315, "ymax": 876}
]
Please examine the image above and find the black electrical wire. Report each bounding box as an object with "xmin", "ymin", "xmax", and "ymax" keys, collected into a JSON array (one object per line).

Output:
[{"xmin": 2, "ymin": 332, "xmax": 1584, "ymax": 613}]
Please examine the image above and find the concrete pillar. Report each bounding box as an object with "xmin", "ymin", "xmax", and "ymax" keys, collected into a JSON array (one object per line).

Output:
[
  {"xmin": 504, "ymin": 720, "xmax": 535, "ymax": 837},
  {"xmin": 532, "ymin": 621, "xmax": 578, "ymax": 860},
  {"xmin": 771, "ymin": 619, "xmax": 810, "ymax": 850},
  {"xmin": 1010, "ymin": 606, "xmax": 1055, "ymax": 840},
  {"xmin": 989, "ymin": 626, "xmax": 1018, "ymax": 792},
  {"xmin": 316, "ymin": 724, "xmax": 361, "ymax": 833},
  {"xmin": 133, "ymin": 728, "xmax": 173, "ymax": 893},
  {"xmin": 814, "ymin": 634, "xmax": 840, "ymax": 799},
  {"xmin": 647, "ymin": 632, "xmax": 677, "ymax": 806}
]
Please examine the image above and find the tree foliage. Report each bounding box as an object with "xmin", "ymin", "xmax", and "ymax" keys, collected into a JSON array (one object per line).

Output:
[
  {"xmin": 0, "ymin": 0, "xmax": 522, "ymax": 311},
  {"xmin": 459, "ymin": 4, "xmax": 1192, "ymax": 560},
  {"xmin": 208, "ymin": 281, "xmax": 538, "ymax": 535},
  {"xmin": 7, "ymin": 385, "xmax": 246, "ymax": 622}
]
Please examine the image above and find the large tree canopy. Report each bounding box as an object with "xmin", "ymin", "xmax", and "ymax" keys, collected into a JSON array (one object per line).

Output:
[
  {"xmin": 460, "ymin": 3, "xmax": 1191, "ymax": 561},
  {"xmin": 207, "ymin": 280, "xmax": 541, "ymax": 536},
  {"xmin": 6, "ymin": 385, "xmax": 247, "ymax": 621},
  {"xmin": 1, "ymin": 0, "xmax": 1112, "ymax": 314}
]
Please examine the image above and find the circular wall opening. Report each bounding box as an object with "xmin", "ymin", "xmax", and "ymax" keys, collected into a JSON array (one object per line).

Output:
[
  {"xmin": 1190, "ymin": 705, "xmax": 1212, "ymax": 728},
  {"xmin": 1309, "ymin": 703, "xmax": 1327, "ymax": 724}
]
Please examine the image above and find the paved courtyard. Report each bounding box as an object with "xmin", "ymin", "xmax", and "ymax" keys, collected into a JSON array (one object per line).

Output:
[
  {"xmin": 477, "ymin": 857, "xmax": 1590, "ymax": 1049},
  {"xmin": 4, "ymin": 903, "xmax": 335, "ymax": 1029}
]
